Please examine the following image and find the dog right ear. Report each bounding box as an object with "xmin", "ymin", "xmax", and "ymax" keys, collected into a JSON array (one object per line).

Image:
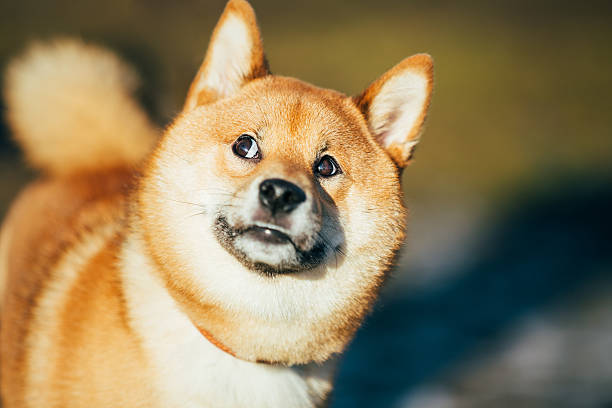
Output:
[{"xmin": 183, "ymin": 0, "xmax": 269, "ymax": 111}]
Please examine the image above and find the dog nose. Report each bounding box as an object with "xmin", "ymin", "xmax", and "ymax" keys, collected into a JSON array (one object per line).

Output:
[{"xmin": 259, "ymin": 178, "xmax": 306, "ymax": 215}]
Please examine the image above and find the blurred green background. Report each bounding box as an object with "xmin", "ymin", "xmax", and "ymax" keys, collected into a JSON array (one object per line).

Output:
[{"xmin": 1, "ymin": 1, "xmax": 611, "ymax": 407}]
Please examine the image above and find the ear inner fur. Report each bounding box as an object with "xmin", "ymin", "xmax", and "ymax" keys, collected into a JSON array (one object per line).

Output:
[
  {"xmin": 354, "ymin": 53, "xmax": 434, "ymax": 168},
  {"xmin": 183, "ymin": 0, "xmax": 270, "ymax": 110}
]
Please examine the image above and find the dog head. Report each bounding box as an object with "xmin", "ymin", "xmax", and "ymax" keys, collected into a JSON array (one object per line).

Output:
[{"xmin": 136, "ymin": 0, "xmax": 433, "ymax": 365}]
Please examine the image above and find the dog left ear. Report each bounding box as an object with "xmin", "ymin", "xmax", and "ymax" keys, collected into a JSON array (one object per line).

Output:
[
  {"xmin": 183, "ymin": 0, "xmax": 269, "ymax": 111},
  {"xmin": 354, "ymin": 54, "xmax": 433, "ymax": 168}
]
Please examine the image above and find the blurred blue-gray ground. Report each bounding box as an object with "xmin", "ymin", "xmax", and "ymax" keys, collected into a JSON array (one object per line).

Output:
[
  {"xmin": 1, "ymin": 0, "xmax": 611, "ymax": 407},
  {"xmin": 336, "ymin": 175, "xmax": 612, "ymax": 407}
]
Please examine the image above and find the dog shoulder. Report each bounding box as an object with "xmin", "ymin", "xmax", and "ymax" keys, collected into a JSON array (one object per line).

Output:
[{"xmin": 0, "ymin": 169, "xmax": 140, "ymax": 405}]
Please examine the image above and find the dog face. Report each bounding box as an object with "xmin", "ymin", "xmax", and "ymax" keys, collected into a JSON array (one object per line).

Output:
[
  {"xmin": 136, "ymin": 0, "xmax": 433, "ymax": 365},
  {"xmin": 203, "ymin": 79, "xmax": 362, "ymax": 276}
]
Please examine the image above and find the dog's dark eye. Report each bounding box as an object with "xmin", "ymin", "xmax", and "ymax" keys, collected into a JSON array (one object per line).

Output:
[
  {"xmin": 315, "ymin": 155, "xmax": 340, "ymax": 177},
  {"xmin": 232, "ymin": 134, "xmax": 260, "ymax": 159}
]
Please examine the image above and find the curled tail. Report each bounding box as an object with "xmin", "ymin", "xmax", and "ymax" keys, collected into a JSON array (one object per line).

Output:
[{"xmin": 3, "ymin": 39, "xmax": 158, "ymax": 175}]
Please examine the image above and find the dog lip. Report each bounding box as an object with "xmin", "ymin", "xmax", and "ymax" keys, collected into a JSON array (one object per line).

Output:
[
  {"xmin": 244, "ymin": 225, "xmax": 294, "ymax": 245},
  {"xmin": 251, "ymin": 221, "xmax": 291, "ymax": 236}
]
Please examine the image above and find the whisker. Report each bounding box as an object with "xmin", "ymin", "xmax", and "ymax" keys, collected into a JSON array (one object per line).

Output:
[
  {"xmin": 186, "ymin": 211, "xmax": 207, "ymax": 218},
  {"xmin": 168, "ymin": 150, "xmax": 193, "ymax": 165},
  {"xmin": 167, "ymin": 198, "xmax": 207, "ymax": 208},
  {"xmin": 316, "ymin": 230, "xmax": 347, "ymax": 259}
]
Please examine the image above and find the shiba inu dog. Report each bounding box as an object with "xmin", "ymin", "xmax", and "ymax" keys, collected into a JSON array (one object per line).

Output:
[{"xmin": 0, "ymin": 0, "xmax": 433, "ymax": 406}]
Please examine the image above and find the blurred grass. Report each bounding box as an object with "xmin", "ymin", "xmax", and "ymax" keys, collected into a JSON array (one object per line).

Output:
[{"xmin": 0, "ymin": 0, "xmax": 611, "ymax": 212}]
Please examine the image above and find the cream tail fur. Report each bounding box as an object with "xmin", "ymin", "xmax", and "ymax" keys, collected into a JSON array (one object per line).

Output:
[{"xmin": 3, "ymin": 39, "xmax": 159, "ymax": 175}]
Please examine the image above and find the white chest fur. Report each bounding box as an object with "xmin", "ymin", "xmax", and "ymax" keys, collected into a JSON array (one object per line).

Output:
[{"xmin": 120, "ymin": 237, "xmax": 335, "ymax": 408}]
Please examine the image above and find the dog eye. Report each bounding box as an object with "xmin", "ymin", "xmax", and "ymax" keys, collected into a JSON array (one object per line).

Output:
[
  {"xmin": 232, "ymin": 134, "xmax": 260, "ymax": 159},
  {"xmin": 315, "ymin": 155, "xmax": 340, "ymax": 177}
]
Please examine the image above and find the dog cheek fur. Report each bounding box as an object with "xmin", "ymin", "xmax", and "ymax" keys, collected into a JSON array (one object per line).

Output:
[{"xmin": 138, "ymin": 154, "xmax": 404, "ymax": 365}]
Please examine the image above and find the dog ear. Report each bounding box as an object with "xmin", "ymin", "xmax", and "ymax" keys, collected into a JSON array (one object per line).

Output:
[
  {"xmin": 183, "ymin": 0, "xmax": 269, "ymax": 111},
  {"xmin": 354, "ymin": 54, "xmax": 433, "ymax": 168}
]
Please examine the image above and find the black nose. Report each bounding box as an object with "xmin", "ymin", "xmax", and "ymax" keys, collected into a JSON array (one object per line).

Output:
[{"xmin": 259, "ymin": 178, "xmax": 306, "ymax": 215}]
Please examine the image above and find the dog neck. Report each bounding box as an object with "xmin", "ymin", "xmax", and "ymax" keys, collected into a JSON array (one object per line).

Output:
[{"xmin": 119, "ymin": 232, "xmax": 336, "ymax": 407}]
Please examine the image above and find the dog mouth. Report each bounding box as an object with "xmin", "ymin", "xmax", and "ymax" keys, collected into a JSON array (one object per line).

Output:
[
  {"xmin": 213, "ymin": 215, "xmax": 328, "ymax": 275},
  {"xmin": 243, "ymin": 225, "xmax": 294, "ymax": 246}
]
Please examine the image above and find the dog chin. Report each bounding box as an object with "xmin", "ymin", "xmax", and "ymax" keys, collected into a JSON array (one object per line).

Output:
[
  {"xmin": 213, "ymin": 215, "xmax": 328, "ymax": 275},
  {"xmin": 234, "ymin": 235, "xmax": 299, "ymax": 270}
]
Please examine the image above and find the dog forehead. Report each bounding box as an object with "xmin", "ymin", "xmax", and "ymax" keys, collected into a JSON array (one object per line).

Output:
[
  {"xmin": 246, "ymin": 77, "xmax": 361, "ymax": 131},
  {"xmin": 237, "ymin": 77, "xmax": 372, "ymax": 152}
]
